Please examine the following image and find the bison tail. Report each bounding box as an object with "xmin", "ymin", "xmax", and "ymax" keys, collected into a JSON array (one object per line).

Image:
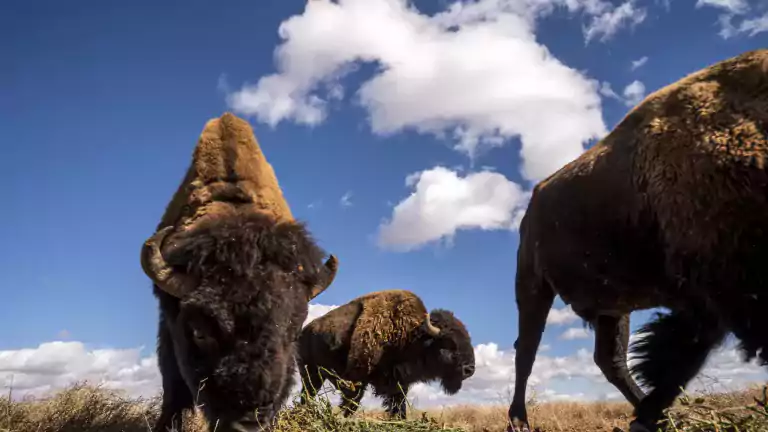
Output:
[{"xmin": 628, "ymin": 311, "xmax": 724, "ymax": 391}]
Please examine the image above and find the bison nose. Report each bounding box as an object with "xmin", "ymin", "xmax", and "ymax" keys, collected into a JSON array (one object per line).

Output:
[{"xmin": 462, "ymin": 364, "xmax": 475, "ymax": 378}]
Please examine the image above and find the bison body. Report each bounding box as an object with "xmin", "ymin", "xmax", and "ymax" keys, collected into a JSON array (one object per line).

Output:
[
  {"xmin": 140, "ymin": 113, "xmax": 338, "ymax": 432},
  {"xmin": 297, "ymin": 290, "xmax": 475, "ymax": 418},
  {"xmin": 508, "ymin": 49, "xmax": 768, "ymax": 432}
]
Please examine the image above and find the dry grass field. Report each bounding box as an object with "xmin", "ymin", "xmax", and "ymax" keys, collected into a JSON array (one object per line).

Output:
[{"xmin": 1, "ymin": 382, "xmax": 767, "ymax": 432}]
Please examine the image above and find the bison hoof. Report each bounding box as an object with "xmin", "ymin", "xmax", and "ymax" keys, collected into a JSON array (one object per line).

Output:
[
  {"xmin": 629, "ymin": 421, "xmax": 652, "ymax": 432},
  {"xmin": 507, "ymin": 418, "xmax": 530, "ymax": 432}
]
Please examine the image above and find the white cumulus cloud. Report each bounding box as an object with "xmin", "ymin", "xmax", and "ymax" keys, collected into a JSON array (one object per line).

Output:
[
  {"xmin": 630, "ymin": 56, "xmax": 648, "ymax": 70},
  {"xmin": 559, "ymin": 327, "xmax": 592, "ymax": 340},
  {"xmin": 622, "ymin": 80, "xmax": 646, "ymax": 107},
  {"xmin": 0, "ymin": 341, "xmax": 160, "ymax": 400},
  {"xmin": 0, "ymin": 305, "xmax": 342, "ymax": 401},
  {"xmin": 735, "ymin": 13, "xmax": 768, "ymax": 35},
  {"xmin": 340, "ymin": 191, "xmax": 354, "ymax": 208},
  {"xmin": 306, "ymin": 303, "xmax": 340, "ymax": 326},
  {"xmin": 717, "ymin": 12, "xmax": 768, "ymax": 38},
  {"xmin": 694, "ymin": 0, "xmax": 768, "ymax": 38},
  {"xmin": 547, "ymin": 305, "xmax": 580, "ymax": 325},
  {"xmin": 377, "ymin": 167, "xmax": 530, "ymax": 251},
  {"xmin": 225, "ymin": 0, "xmax": 628, "ymax": 182},
  {"xmin": 696, "ymin": 0, "xmax": 750, "ymax": 14},
  {"xmin": 2, "ymin": 319, "xmax": 765, "ymax": 411},
  {"xmin": 583, "ymin": 0, "xmax": 647, "ymax": 43},
  {"xmin": 599, "ymin": 80, "xmax": 647, "ymax": 107},
  {"xmin": 598, "ymin": 81, "xmax": 622, "ymax": 101}
]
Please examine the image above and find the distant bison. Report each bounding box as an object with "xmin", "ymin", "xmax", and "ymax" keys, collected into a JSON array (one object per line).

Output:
[
  {"xmin": 507, "ymin": 49, "xmax": 768, "ymax": 432},
  {"xmin": 297, "ymin": 289, "xmax": 475, "ymax": 418},
  {"xmin": 140, "ymin": 113, "xmax": 339, "ymax": 432}
]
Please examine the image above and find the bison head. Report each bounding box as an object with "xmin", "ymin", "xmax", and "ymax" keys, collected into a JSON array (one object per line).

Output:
[
  {"xmin": 422, "ymin": 309, "xmax": 475, "ymax": 395},
  {"xmin": 141, "ymin": 211, "xmax": 338, "ymax": 431}
]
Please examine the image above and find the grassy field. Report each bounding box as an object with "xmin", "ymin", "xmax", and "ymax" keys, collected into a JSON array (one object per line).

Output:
[{"xmin": 1, "ymin": 382, "xmax": 767, "ymax": 432}]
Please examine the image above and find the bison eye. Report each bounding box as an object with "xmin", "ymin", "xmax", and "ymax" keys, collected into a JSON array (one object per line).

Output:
[{"xmin": 189, "ymin": 325, "xmax": 217, "ymax": 350}]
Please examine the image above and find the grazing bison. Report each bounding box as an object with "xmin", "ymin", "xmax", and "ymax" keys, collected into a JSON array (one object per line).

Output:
[
  {"xmin": 507, "ymin": 49, "xmax": 768, "ymax": 432},
  {"xmin": 297, "ymin": 289, "xmax": 475, "ymax": 419},
  {"xmin": 139, "ymin": 113, "xmax": 339, "ymax": 432}
]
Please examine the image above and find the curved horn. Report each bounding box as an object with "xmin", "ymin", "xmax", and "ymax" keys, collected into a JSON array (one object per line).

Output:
[
  {"xmin": 424, "ymin": 312, "xmax": 441, "ymax": 337},
  {"xmin": 308, "ymin": 254, "xmax": 339, "ymax": 300},
  {"xmin": 140, "ymin": 226, "xmax": 195, "ymax": 298}
]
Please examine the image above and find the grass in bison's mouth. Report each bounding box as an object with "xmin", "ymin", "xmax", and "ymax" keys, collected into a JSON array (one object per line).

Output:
[{"xmin": 0, "ymin": 381, "xmax": 767, "ymax": 432}]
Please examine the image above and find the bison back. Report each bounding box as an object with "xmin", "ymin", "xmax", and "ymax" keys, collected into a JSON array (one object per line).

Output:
[{"xmin": 299, "ymin": 301, "xmax": 364, "ymax": 377}]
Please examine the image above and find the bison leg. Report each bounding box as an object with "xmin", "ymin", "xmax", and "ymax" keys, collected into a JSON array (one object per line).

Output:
[
  {"xmin": 629, "ymin": 311, "xmax": 725, "ymax": 431},
  {"xmin": 298, "ymin": 364, "xmax": 325, "ymax": 405},
  {"xmin": 382, "ymin": 385, "xmax": 409, "ymax": 420},
  {"xmin": 508, "ymin": 276, "xmax": 555, "ymax": 431},
  {"xmin": 155, "ymin": 310, "xmax": 194, "ymax": 432},
  {"xmin": 338, "ymin": 380, "xmax": 367, "ymax": 417},
  {"xmin": 594, "ymin": 314, "xmax": 645, "ymax": 407}
]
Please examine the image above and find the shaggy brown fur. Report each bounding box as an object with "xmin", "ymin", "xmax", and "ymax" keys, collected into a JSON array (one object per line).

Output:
[
  {"xmin": 139, "ymin": 113, "xmax": 339, "ymax": 432},
  {"xmin": 346, "ymin": 290, "xmax": 431, "ymax": 375},
  {"xmin": 298, "ymin": 290, "xmax": 475, "ymax": 419},
  {"xmin": 159, "ymin": 112, "xmax": 294, "ymax": 232},
  {"xmin": 507, "ymin": 49, "xmax": 768, "ymax": 432}
]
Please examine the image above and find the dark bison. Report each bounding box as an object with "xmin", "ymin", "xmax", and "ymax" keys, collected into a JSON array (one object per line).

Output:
[
  {"xmin": 507, "ymin": 49, "xmax": 768, "ymax": 432},
  {"xmin": 297, "ymin": 289, "xmax": 475, "ymax": 419},
  {"xmin": 139, "ymin": 112, "xmax": 339, "ymax": 432}
]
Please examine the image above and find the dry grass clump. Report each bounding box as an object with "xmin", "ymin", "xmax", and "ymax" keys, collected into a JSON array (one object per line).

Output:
[
  {"xmin": 0, "ymin": 382, "xmax": 766, "ymax": 432},
  {"xmin": 0, "ymin": 382, "xmax": 458, "ymax": 432},
  {"xmin": 657, "ymin": 386, "xmax": 768, "ymax": 432},
  {"xmin": 0, "ymin": 382, "xmax": 159, "ymax": 432},
  {"xmin": 433, "ymin": 401, "xmax": 635, "ymax": 432}
]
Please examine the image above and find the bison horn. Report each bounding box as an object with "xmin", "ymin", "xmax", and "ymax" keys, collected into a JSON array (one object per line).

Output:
[
  {"xmin": 140, "ymin": 226, "xmax": 196, "ymax": 298},
  {"xmin": 308, "ymin": 254, "xmax": 339, "ymax": 300},
  {"xmin": 424, "ymin": 313, "xmax": 441, "ymax": 337}
]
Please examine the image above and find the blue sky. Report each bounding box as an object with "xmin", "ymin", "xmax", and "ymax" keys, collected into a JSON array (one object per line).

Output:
[{"xmin": 2, "ymin": 0, "xmax": 767, "ymax": 404}]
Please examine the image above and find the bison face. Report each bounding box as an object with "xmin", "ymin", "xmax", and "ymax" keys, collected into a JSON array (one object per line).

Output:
[
  {"xmin": 423, "ymin": 309, "xmax": 475, "ymax": 395},
  {"xmin": 165, "ymin": 277, "xmax": 307, "ymax": 430},
  {"xmin": 142, "ymin": 213, "xmax": 338, "ymax": 431}
]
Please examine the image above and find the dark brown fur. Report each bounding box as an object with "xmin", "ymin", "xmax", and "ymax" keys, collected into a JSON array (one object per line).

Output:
[
  {"xmin": 154, "ymin": 211, "xmax": 329, "ymax": 431},
  {"xmin": 297, "ymin": 290, "xmax": 475, "ymax": 419},
  {"xmin": 507, "ymin": 49, "xmax": 768, "ymax": 432},
  {"xmin": 142, "ymin": 113, "xmax": 338, "ymax": 432}
]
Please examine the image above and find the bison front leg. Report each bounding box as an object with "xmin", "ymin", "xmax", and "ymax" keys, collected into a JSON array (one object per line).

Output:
[
  {"xmin": 594, "ymin": 314, "xmax": 645, "ymax": 407},
  {"xmin": 297, "ymin": 364, "xmax": 325, "ymax": 406},
  {"xmin": 155, "ymin": 309, "xmax": 194, "ymax": 432},
  {"xmin": 383, "ymin": 385, "xmax": 410, "ymax": 420},
  {"xmin": 508, "ymin": 274, "xmax": 555, "ymax": 432},
  {"xmin": 338, "ymin": 380, "xmax": 367, "ymax": 417}
]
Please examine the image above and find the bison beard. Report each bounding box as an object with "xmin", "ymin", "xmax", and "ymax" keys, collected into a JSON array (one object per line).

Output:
[
  {"xmin": 145, "ymin": 211, "xmax": 336, "ymax": 432},
  {"xmin": 297, "ymin": 290, "xmax": 475, "ymax": 420}
]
